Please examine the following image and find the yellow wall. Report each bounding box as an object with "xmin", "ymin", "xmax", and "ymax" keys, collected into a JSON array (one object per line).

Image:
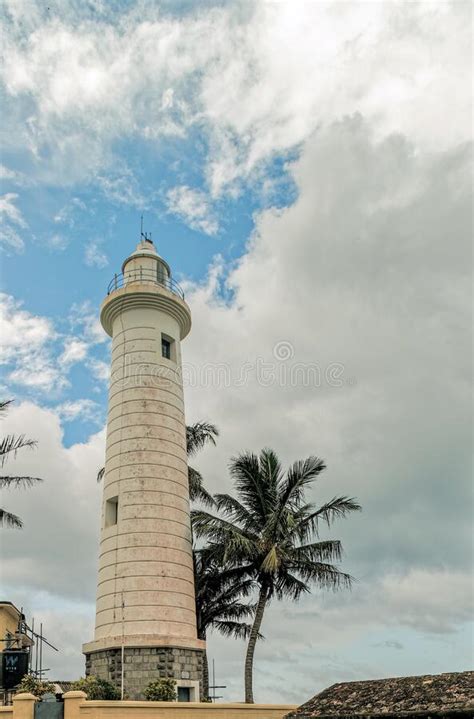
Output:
[
  {"xmin": 77, "ymin": 702, "xmax": 295, "ymax": 719},
  {"xmin": 0, "ymin": 605, "xmax": 20, "ymax": 651},
  {"xmin": 1, "ymin": 692, "xmax": 297, "ymax": 719},
  {"xmin": 62, "ymin": 693, "xmax": 295, "ymax": 719}
]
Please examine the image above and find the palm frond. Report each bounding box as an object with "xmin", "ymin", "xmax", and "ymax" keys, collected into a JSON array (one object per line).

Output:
[
  {"xmin": 192, "ymin": 510, "xmax": 257, "ymax": 563},
  {"xmin": 186, "ymin": 422, "xmax": 219, "ymax": 457},
  {"xmin": 0, "ymin": 476, "xmax": 43, "ymax": 489},
  {"xmin": 259, "ymin": 448, "xmax": 282, "ymax": 511},
  {"xmin": 97, "ymin": 467, "xmax": 105, "ymax": 483},
  {"xmin": 0, "ymin": 400, "xmax": 13, "ymax": 415},
  {"xmin": 211, "ymin": 619, "xmax": 262, "ymax": 641},
  {"xmin": 229, "ymin": 451, "xmax": 267, "ymax": 523},
  {"xmin": 288, "ymin": 560, "xmax": 353, "ymax": 591},
  {"xmin": 279, "ymin": 456, "xmax": 326, "ymax": 509},
  {"xmin": 0, "ymin": 508, "xmax": 23, "ymax": 528},
  {"xmin": 214, "ymin": 493, "xmax": 258, "ymax": 531},
  {"xmin": 296, "ymin": 496, "xmax": 361, "ymax": 538},
  {"xmin": 274, "ymin": 571, "xmax": 310, "ymax": 600},
  {"xmin": 0, "ymin": 435, "xmax": 37, "ymax": 466},
  {"xmin": 188, "ymin": 466, "xmax": 215, "ymax": 507},
  {"xmin": 290, "ymin": 540, "xmax": 343, "ymax": 564}
]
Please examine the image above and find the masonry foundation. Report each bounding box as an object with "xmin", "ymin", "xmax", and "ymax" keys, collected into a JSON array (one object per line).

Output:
[{"xmin": 85, "ymin": 646, "xmax": 204, "ymax": 700}]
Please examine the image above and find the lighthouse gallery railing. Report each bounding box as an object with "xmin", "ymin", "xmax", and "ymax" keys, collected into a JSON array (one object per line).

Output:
[{"xmin": 107, "ymin": 268, "xmax": 185, "ymax": 300}]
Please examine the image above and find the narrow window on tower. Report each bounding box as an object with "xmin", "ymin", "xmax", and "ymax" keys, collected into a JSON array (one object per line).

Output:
[
  {"xmin": 105, "ymin": 496, "xmax": 118, "ymax": 527},
  {"xmin": 161, "ymin": 333, "xmax": 175, "ymax": 361}
]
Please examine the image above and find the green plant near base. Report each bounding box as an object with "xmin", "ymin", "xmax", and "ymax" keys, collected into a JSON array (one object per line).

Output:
[
  {"xmin": 70, "ymin": 676, "xmax": 120, "ymax": 700},
  {"xmin": 15, "ymin": 675, "xmax": 56, "ymax": 698},
  {"xmin": 144, "ymin": 678, "xmax": 177, "ymax": 701}
]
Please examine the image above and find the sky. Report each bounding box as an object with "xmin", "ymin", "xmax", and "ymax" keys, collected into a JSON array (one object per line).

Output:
[{"xmin": 0, "ymin": 0, "xmax": 472, "ymax": 705}]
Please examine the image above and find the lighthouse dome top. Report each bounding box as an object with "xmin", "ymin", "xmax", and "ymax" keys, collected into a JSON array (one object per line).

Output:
[{"xmin": 122, "ymin": 237, "xmax": 171, "ymax": 277}]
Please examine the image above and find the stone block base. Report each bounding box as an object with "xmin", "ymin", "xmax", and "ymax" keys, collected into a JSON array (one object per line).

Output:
[{"xmin": 85, "ymin": 645, "xmax": 204, "ymax": 701}]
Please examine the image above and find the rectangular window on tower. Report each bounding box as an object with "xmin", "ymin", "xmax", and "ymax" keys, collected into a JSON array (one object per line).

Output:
[
  {"xmin": 105, "ymin": 496, "xmax": 118, "ymax": 527},
  {"xmin": 161, "ymin": 333, "xmax": 175, "ymax": 361}
]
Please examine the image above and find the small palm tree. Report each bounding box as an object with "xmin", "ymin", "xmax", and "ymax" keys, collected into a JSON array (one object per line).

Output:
[
  {"xmin": 194, "ymin": 548, "xmax": 256, "ymax": 699},
  {"xmin": 192, "ymin": 448, "xmax": 361, "ymax": 703},
  {"xmin": 97, "ymin": 421, "xmax": 219, "ymax": 507},
  {"xmin": 0, "ymin": 400, "xmax": 43, "ymax": 528}
]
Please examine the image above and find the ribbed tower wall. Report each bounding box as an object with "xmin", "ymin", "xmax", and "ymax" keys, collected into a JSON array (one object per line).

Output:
[{"xmin": 83, "ymin": 241, "xmax": 204, "ymax": 701}]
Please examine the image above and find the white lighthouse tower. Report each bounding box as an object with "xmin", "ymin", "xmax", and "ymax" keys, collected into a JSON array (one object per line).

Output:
[{"xmin": 83, "ymin": 237, "xmax": 204, "ymax": 701}]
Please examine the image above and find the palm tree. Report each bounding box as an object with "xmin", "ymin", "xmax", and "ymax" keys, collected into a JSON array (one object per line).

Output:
[
  {"xmin": 97, "ymin": 421, "xmax": 219, "ymax": 507},
  {"xmin": 192, "ymin": 448, "xmax": 361, "ymax": 703},
  {"xmin": 194, "ymin": 548, "xmax": 256, "ymax": 699},
  {"xmin": 0, "ymin": 400, "xmax": 43, "ymax": 528}
]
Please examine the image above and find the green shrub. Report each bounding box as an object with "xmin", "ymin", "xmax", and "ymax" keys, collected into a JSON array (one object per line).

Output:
[
  {"xmin": 15, "ymin": 675, "xmax": 56, "ymax": 698},
  {"xmin": 144, "ymin": 678, "xmax": 177, "ymax": 701},
  {"xmin": 70, "ymin": 676, "xmax": 120, "ymax": 700}
]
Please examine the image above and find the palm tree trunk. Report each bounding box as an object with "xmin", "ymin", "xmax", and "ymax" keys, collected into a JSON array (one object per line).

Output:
[
  {"xmin": 244, "ymin": 585, "xmax": 267, "ymax": 703},
  {"xmin": 202, "ymin": 643, "xmax": 209, "ymax": 700}
]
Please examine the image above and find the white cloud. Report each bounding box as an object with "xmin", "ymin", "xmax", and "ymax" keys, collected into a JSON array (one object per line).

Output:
[
  {"xmin": 84, "ymin": 241, "xmax": 108, "ymax": 269},
  {"xmin": 0, "ymin": 294, "xmax": 67, "ymax": 392},
  {"xmin": 0, "ymin": 293, "xmax": 55, "ymax": 364},
  {"xmin": 0, "ymin": 193, "xmax": 27, "ymax": 227},
  {"xmin": 47, "ymin": 233, "xmax": 69, "ymax": 251},
  {"xmin": 56, "ymin": 398, "xmax": 102, "ymax": 424},
  {"xmin": 177, "ymin": 121, "xmax": 472, "ymax": 699},
  {"xmin": 0, "ymin": 401, "xmax": 103, "ymax": 678},
  {"xmin": 59, "ymin": 338, "xmax": 88, "ymax": 366},
  {"xmin": 0, "ymin": 3, "xmax": 469, "ymax": 191},
  {"xmin": 0, "ymin": 225, "xmax": 25, "ymax": 252},
  {"xmin": 96, "ymin": 171, "xmax": 148, "ymax": 209},
  {"xmin": 53, "ymin": 197, "xmax": 86, "ymax": 227},
  {"xmin": 0, "ymin": 294, "xmax": 106, "ymax": 395},
  {"xmin": 87, "ymin": 358, "xmax": 110, "ymax": 382},
  {"xmin": 0, "ymin": 193, "xmax": 27, "ymax": 251},
  {"xmin": 166, "ymin": 185, "xmax": 219, "ymax": 235},
  {"xmin": 8, "ymin": 361, "xmax": 69, "ymax": 393},
  {"xmin": 68, "ymin": 301, "xmax": 108, "ymax": 345},
  {"xmin": 0, "ymin": 164, "xmax": 29, "ymax": 185}
]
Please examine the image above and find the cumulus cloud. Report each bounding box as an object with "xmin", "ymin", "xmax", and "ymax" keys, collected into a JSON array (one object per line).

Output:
[
  {"xmin": 0, "ymin": 294, "xmax": 66, "ymax": 392},
  {"xmin": 0, "ymin": 294, "xmax": 54, "ymax": 363},
  {"xmin": 0, "ymin": 2, "xmax": 470, "ymax": 192},
  {"xmin": 59, "ymin": 338, "xmax": 89, "ymax": 366},
  {"xmin": 0, "ymin": 294, "xmax": 109, "ymax": 397},
  {"xmin": 68, "ymin": 301, "xmax": 108, "ymax": 345},
  {"xmin": 166, "ymin": 185, "xmax": 219, "ymax": 235},
  {"xmin": 0, "ymin": 402, "xmax": 103, "ymax": 677},
  {"xmin": 177, "ymin": 120, "xmax": 472, "ymax": 698},
  {"xmin": 56, "ymin": 398, "xmax": 102, "ymax": 424},
  {"xmin": 87, "ymin": 358, "xmax": 110, "ymax": 382}
]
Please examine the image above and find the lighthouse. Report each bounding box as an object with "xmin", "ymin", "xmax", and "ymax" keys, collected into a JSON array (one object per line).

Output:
[{"xmin": 83, "ymin": 237, "xmax": 204, "ymax": 701}]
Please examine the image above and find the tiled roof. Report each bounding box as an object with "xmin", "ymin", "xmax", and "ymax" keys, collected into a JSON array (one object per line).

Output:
[{"xmin": 285, "ymin": 671, "xmax": 474, "ymax": 718}]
